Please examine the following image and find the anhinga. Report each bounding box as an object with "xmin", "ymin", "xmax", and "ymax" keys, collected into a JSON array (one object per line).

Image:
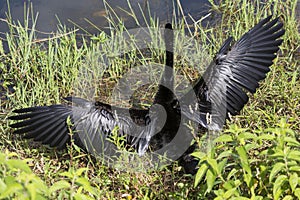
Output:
[
  {"xmin": 9, "ymin": 16, "xmax": 284, "ymax": 173},
  {"xmin": 9, "ymin": 23, "xmax": 179, "ymax": 159}
]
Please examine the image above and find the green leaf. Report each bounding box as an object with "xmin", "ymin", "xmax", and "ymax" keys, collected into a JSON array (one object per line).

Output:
[
  {"xmin": 76, "ymin": 177, "xmax": 90, "ymax": 187},
  {"xmin": 206, "ymin": 169, "xmax": 216, "ymax": 193},
  {"xmin": 295, "ymin": 188, "xmax": 300, "ymax": 199},
  {"xmin": 91, "ymin": 36, "xmax": 100, "ymax": 41},
  {"xmin": 234, "ymin": 180, "xmax": 241, "ymax": 186},
  {"xmin": 258, "ymin": 134, "xmax": 275, "ymax": 141},
  {"xmin": 60, "ymin": 171, "xmax": 74, "ymax": 179},
  {"xmin": 6, "ymin": 159, "xmax": 32, "ymax": 173},
  {"xmin": 49, "ymin": 180, "xmax": 71, "ymax": 194},
  {"xmin": 289, "ymin": 166, "xmax": 300, "ymax": 172},
  {"xmin": 259, "ymin": 149, "xmax": 269, "ymax": 156},
  {"xmin": 213, "ymin": 189, "xmax": 224, "ymax": 198},
  {"xmin": 0, "ymin": 182, "xmax": 23, "ymax": 199},
  {"xmin": 223, "ymin": 180, "xmax": 234, "ymax": 190},
  {"xmin": 75, "ymin": 168, "xmax": 88, "ymax": 176},
  {"xmin": 289, "ymin": 173, "xmax": 298, "ymax": 192},
  {"xmin": 271, "ymin": 151, "xmax": 285, "ymax": 159},
  {"xmin": 7, "ymin": 152, "xmax": 19, "ymax": 158},
  {"xmin": 34, "ymin": 194, "xmax": 48, "ymax": 200},
  {"xmin": 273, "ymin": 175, "xmax": 287, "ymax": 200},
  {"xmin": 223, "ymin": 188, "xmax": 238, "ymax": 199},
  {"xmin": 282, "ymin": 195, "xmax": 293, "ymax": 200},
  {"xmin": 207, "ymin": 158, "xmax": 219, "ymax": 174},
  {"xmin": 191, "ymin": 151, "xmax": 206, "ymax": 159},
  {"xmin": 73, "ymin": 143, "xmax": 83, "ymax": 153},
  {"xmin": 217, "ymin": 158, "xmax": 228, "ymax": 174},
  {"xmin": 284, "ymin": 137, "xmax": 300, "ymax": 146},
  {"xmin": 194, "ymin": 163, "xmax": 208, "ymax": 187},
  {"xmin": 214, "ymin": 197, "xmax": 223, "ymax": 200},
  {"xmin": 74, "ymin": 193, "xmax": 94, "ymax": 200},
  {"xmin": 75, "ymin": 177, "xmax": 94, "ymax": 195},
  {"xmin": 230, "ymin": 197, "xmax": 250, "ymax": 200},
  {"xmin": 244, "ymin": 172, "xmax": 253, "ymax": 187},
  {"xmin": 287, "ymin": 151, "xmax": 300, "ymax": 162},
  {"xmin": 236, "ymin": 146, "xmax": 251, "ymax": 174},
  {"xmin": 253, "ymin": 196, "xmax": 263, "ymax": 200},
  {"xmin": 4, "ymin": 176, "xmax": 16, "ymax": 186},
  {"xmin": 26, "ymin": 184, "xmax": 37, "ymax": 200},
  {"xmin": 245, "ymin": 143, "xmax": 258, "ymax": 151},
  {"xmin": 287, "ymin": 160, "xmax": 298, "ymax": 167},
  {"xmin": 214, "ymin": 134, "xmax": 233, "ymax": 143},
  {"xmin": 0, "ymin": 178, "xmax": 7, "ymax": 193},
  {"xmin": 217, "ymin": 150, "xmax": 232, "ymax": 160},
  {"xmin": 270, "ymin": 162, "xmax": 285, "ymax": 182},
  {"xmin": 238, "ymin": 132, "xmax": 256, "ymax": 140},
  {"xmin": 227, "ymin": 168, "xmax": 238, "ymax": 180}
]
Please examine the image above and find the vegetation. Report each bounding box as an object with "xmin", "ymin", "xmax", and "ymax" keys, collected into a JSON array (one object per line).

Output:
[{"xmin": 0, "ymin": 0, "xmax": 299, "ymax": 199}]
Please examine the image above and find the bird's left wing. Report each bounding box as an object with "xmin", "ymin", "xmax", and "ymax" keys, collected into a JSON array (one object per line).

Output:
[{"xmin": 180, "ymin": 16, "xmax": 285, "ymax": 130}]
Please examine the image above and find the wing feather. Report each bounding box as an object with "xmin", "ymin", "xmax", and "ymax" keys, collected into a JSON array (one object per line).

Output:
[
  {"xmin": 9, "ymin": 97, "xmax": 153, "ymax": 154},
  {"xmin": 181, "ymin": 16, "xmax": 285, "ymax": 129}
]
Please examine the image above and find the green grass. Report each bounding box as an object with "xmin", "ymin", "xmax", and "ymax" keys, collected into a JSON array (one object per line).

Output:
[{"xmin": 0, "ymin": 0, "xmax": 299, "ymax": 199}]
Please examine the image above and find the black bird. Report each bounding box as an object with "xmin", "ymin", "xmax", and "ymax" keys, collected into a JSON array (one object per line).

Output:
[
  {"xmin": 9, "ymin": 16, "xmax": 285, "ymax": 172},
  {"xmin": 9, "ymin": 23, "xmax": 179, "ymax": 160}
]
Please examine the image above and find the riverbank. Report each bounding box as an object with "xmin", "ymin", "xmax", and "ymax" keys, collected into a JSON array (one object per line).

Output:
[{"xmin": 0, "ymin": 0, "xmax": 299, "ymax": 199}]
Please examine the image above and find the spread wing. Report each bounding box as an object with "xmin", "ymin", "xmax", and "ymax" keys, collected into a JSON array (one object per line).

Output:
[
  {"xmin": 181, "ymin": 15, "xmax": 285, "ymax": 129},
  {"xmin": 9, "ymin": 97, "xmax": 154, "ymax": 156}
]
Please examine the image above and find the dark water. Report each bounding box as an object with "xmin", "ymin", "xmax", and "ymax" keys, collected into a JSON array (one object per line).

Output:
[{"xmin": 0, "ymin": 0, "xmax": 211, "ymax": 39}]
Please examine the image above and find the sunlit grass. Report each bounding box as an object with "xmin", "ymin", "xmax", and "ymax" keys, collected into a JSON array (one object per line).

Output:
[{"xmin": 0, "ymin": 0, "xmax": 299, "ymax": 199}]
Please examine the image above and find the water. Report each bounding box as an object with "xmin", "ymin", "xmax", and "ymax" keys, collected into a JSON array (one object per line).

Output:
[{"xmin": 0, "ymin": 0, "xmax": 211, "ymax": 38}]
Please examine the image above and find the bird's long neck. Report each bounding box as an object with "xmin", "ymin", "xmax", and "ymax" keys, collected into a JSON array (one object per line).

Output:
[{"xmin": 154, "ymin": 23, "xmax": 174, "ymax": 104}]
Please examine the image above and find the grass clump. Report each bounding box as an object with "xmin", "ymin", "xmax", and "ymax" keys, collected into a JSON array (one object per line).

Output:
[{"xmin": 0, "ymin": 0, "xmax": 299, "ymax": 199}]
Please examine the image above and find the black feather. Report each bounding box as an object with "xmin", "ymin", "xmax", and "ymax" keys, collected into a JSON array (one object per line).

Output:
[{"xmin": 180, "ymin": 15, "xmax": 285, "ymax": 129}]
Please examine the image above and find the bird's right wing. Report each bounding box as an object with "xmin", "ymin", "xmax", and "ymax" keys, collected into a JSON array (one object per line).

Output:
[
  {"xmin": 9, "ymin": 104, "xmax": 74, "ymax": 149},
  {"xmin": 9, "ymin": 97, "xmax": 155, "ymax": 156}
]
